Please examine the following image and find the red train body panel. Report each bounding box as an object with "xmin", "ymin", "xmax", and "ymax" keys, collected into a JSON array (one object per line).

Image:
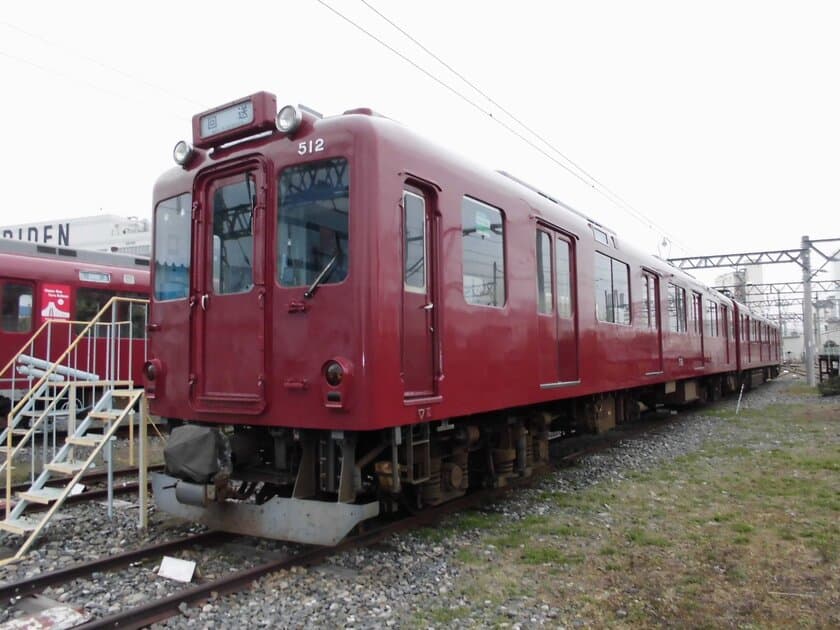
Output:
[
  {"xmin": 149, "ymin": 102, "xmax": 779, "ymax": 431},
  {"xmin": 148, "ymin": 93, "xmax": 780, "ymax": 544},
  {"xmin": 0, "ymin": 240, "xmax": 150, "ymax": 400}
]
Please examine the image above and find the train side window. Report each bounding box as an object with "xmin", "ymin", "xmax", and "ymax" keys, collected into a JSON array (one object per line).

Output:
[
  {"xmin": 278, "ymin": 158, "xmax": 350, "ymax": 288},
  {"xmin": 592, "ymin": 227, "xmax": 609, "ymax": 245},
  {"xmin": 461, "ymin": 197, "xmax": 505, "ymax": 307},
  {"xmin": 75, "ymin": 288, "xmax": 115, "ymax": 337},
  {"xmin": 2, "ymin": 283, "xmax": 33, "ymax": 333},
  {"xmin": 594, "ymin": 252, "xmax": 629, "ymax": 324},
  {"xmin": 121, "ymin": 292, "xmax": 148, "ymax": 339},
  {"xmin": 556, "ymin": 237, "xmax": 573, "ymax": 318},
  {"xmin": 403, "ymin": 191, "xmax": 426, "ymax": 291},
  {"xmin": 668, "ymin": 283, "xmax": 687, "ymax": 333},
  {"xmin": 642, "ymin": 272, "xmax": 658, "ymax": 329},
  {"xmin": 153, "ymin": 193, "xmax": 192, "ymax": 301},
  {"xmin": 536, "ymin": 231, "xmax": 552, "ymax": 314},
  {"xmin": 706, "ymin": 301, "xmax": 719, "ymax": 337},
  {"xmin": 691, "ymin": 293, "xmax": 702, "ymax": 335}
]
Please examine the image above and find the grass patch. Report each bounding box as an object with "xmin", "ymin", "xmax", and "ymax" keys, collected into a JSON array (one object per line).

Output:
[{"xmin": 433, "ymin": 380, "xmax": 839, "ymax": 628}]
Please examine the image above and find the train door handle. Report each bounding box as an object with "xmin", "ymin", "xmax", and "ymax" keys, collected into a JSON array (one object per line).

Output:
[
  {"xmin": 201, "ymin": 294, "xmax": 209, "ymax": 311},
  {"xmin": 422, "ymin": 303, "xmax": 434, "ymax": 310}
]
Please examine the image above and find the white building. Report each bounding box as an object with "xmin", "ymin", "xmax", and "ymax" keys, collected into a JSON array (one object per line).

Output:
[{"xmin": 1, "ymin": 215, "xmax": 150, "ymax": 256}]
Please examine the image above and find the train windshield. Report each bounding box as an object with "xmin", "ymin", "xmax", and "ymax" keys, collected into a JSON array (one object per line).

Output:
[
  {"xmin": 277, "ymin": 158, "xmax": 349, "ymax": 288},
  {"xmin": 154, "ymin": 193, "xmax": 192, "ymax": 301}
]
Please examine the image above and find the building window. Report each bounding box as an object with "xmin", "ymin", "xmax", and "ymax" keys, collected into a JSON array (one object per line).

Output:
[
  {"xmin": 595, "ymin": 252, "xmax": 630, "ymax": 324},
  {"xmin": 2, "ymin": 283, "xmax": 33, "ymax": 333},
  {"xmin": 668, "ymin": 283, "xmax": 687, "ymax": 333},
  {"xmin": 462, "ymin": 197, "xmax": 505, "ymax": 307},
  {"xmin": 153, "ymin": 193, "xmax": 192, "ymax": 301},
  {"xmin": 536, "ymin": 231, "xmax": 552, "ymax": 314},
  {"xmin": 642, "ymin": 272, "xmax": 658, "ymax": 329},
  {"xmin": 278, "ymin": 158, "xmax": 349, "ymax": 288},
  {"xmin": 556, "ymin": 238, "xmax": 573, "ymax": 318}
]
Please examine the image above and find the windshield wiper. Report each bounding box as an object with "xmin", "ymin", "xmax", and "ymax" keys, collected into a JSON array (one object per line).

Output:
[{"xmin": 304, "ymin": 233, "xmax": 342, "ymax": 299}]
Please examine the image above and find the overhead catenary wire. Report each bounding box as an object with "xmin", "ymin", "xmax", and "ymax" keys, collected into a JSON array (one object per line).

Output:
[{"xmin": 316, "ymin": 0, "xmax": 691, "ymax": 254}]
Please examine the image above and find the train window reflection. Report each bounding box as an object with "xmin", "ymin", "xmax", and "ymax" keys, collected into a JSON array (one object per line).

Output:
[
  {"xmin": 595, "ymin": 252, "xmax": 629, "ymax": 324},
  {"xmin": 536, "ymin": 231, "xmax": 552, "ymax": 314},
  {"xmin": 74, "ymin": 289, "xmax": 146, "ymax": 338},
  {"xmin": 403, "ymin": 191, "xmax": 426, "ymax": 291},
  {"xmin": 154, "ymin": 193, "xmax": 192, "ymax": 301},
  {"xmin": 278, "ymin": 158, "xmax": 349, "ymax": 288},
  {"xmin": 212, "ymin": 174, "xmax": 255, "ymax": 295},
  {"xmin": 462, "ymin": 197, "xmax": 505, "ymax": 307},
  {"xmin": 2, "ymin": 283, "xmax": 33, "ymax": 333}
]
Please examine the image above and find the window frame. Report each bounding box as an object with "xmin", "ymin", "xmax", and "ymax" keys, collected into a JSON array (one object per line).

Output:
[
  {"xmin": 153, "ymin": 192, "xmax": 193, "ymax": 303},
  {"xmin": 668, "ymin": 283, "xmax": 688, "ymax": 333},
  {"xmin": 1, "ymin": 281, "xmax": 34, "ymax": 334},
  {"xmin": 461, "ymin": 196, "xmax": 506, "ymax": 308},
  {"xmin": 402, "ymin": 190, "xmax": 427, "ymax": 294},
  {"xmin": 276, "ymin": 156, "xmax": 351, "ymax": 290},
  {"xmin": 536, "ymin": 229, "xmax": 553, "ymax": 315},
  {"xmin": 594, "ymin": 251, "xmax": 631, "ymax": 325}
]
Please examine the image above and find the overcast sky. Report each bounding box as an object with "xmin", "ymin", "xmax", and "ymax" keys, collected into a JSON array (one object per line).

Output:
[{"xmin": 2, "ymin": 0, "xmax": 838, "ymax": 286}]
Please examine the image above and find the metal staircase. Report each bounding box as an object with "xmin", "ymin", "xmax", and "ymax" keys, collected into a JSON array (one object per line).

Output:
[{"xmin": 0, "ymin": 296, "xmax": 149, "ymax": 566}]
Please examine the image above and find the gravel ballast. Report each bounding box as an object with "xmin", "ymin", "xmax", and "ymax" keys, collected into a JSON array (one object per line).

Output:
[{"xmin": 0, "ymin": 374, "xmax": 831, "ymax": 628}]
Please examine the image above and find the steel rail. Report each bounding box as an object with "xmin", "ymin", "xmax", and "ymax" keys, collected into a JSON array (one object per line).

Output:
[
  {"xmin": 7, "ymin": 389, "xmax": 761, "ymax": 628},
  {"xmin": 0, "ymin": 530, "xmax": 232, "ymax": 603}
]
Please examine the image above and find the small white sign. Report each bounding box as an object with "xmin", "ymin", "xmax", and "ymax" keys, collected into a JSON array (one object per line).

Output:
[{"xmin": 158, "ymin": 556, "xmax": 196, "ymax": 583}]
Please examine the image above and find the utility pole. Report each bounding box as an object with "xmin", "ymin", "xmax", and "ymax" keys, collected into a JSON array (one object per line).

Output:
[
  {"xmin": 802, "ymin": 235, "xmax": 815, "ymax": 386},
  {"xmin": 776, "ymin": 287, "xmax": 783, "ymax": 336}
]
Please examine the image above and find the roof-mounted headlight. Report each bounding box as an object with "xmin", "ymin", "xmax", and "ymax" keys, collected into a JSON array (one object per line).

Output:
[
  {"xmin": 173, "ymin": 140, "xmax": 194, "ymax": 166},
  {"xmin": 276, "ymin": 104, "xmax": 303, "ymax": 134}
]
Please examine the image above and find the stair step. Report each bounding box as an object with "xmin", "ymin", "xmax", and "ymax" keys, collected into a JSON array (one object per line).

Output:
[
  {"xmin": 19, "ymin": 409, "xmax": 64, "ymax": 417},
  {"xmin": 0, "ymin": 516, "xmax": 41, "ymax": 535},
  {"xmin": 11, "ymin": 428, "xmax": 30, "ymax": 436},
  {"xmin": 46, "ymin": 462, "xmax": 87, "ymax": 476},
  {"xmin": 67, "ymin": 434, "xmax": 105, "ymax": 447},
  {"xmin": 112, "ymin": 388, "xmax": 141, "ymax": 397},
  {"xmin": 18, "ymin": 487, "xmax": 64, "ymax": 504},
  {"xmin": 87, "ymin": 410, "xmax": 123, "ymax": 420}
]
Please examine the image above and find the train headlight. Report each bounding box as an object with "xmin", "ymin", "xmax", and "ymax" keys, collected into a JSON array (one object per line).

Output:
[
  {"xmin": 324, "ymin": 361, "xmax": 344, "ymax": 387},
  {"xmin": 276, "ymin": 105, "xmax": 303, "ymax": 134},
  {"xmin": 173, "ymin": 140, "xmax": 194, "ymax": 166}
]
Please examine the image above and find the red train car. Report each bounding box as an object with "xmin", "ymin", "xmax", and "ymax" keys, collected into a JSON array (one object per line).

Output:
[
  {"xmin": 0, "ymin": 239, "xmax": 150, "ymax": 413},
  {"xmin": 149, "ymin": 92, "xmax": 780, "ymax": 544}
]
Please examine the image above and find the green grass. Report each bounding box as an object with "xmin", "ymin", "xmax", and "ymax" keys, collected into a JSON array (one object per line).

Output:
[{"xmin": 425, "ymin": 382, "xmax": 839, "ymax": 628}]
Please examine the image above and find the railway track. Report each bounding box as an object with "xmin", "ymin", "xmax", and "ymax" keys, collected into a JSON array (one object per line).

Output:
[{"xmin": 0, "ymin": 405, "xmax": 696, "ymax": 628}]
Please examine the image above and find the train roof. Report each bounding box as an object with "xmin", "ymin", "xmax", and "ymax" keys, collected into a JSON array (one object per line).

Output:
[{"xmin": 0, "ymin": 238, "xmax": 150, "ymax": 270}]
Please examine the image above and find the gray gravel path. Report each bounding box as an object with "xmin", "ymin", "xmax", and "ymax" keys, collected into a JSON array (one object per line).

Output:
[{"xmin": 0, "ymin": 373, "xmax": 823, "ymax": 628}]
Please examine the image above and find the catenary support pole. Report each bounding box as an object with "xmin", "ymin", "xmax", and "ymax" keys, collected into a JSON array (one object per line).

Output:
[{"xmin": 801, "ymin": 235, "xmax": 815, "ymax": 386}]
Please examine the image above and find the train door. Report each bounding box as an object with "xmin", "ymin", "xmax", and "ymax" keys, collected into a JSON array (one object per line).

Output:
[
  {"xmin": 537, "ymin": 227, "xmax": 579, "ymax": 386},
  {"xmin": 641, "ymin": 271, "xmax": 663, "ymax": 374},
  {"xmin": 191, "ymin": 162, "xmax": 267, "ymax": 413},
  {"xmin": 693, "ymin": 292, "xmax": 704, "ymax": 368},
  {"xmin": 721, "ymin": 305, "xmax": 731, "ymax": 363},
  {"xmin": 401, "ymin": 188, "xmax": 436, "ymax": 398}
]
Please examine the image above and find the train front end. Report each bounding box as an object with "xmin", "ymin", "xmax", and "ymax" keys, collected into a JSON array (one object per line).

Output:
[{"xmin": 146, "ymin": 92, "xmax": 382, "ymax": 544}]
